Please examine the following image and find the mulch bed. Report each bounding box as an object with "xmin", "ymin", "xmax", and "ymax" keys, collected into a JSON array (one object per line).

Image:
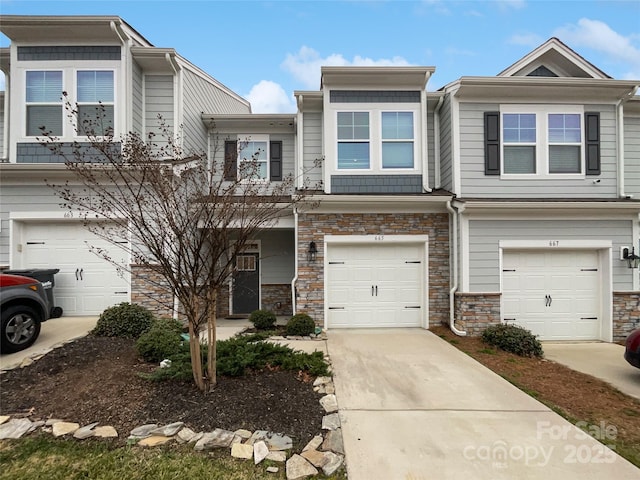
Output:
[{"xmin": 0, "ymin": 335, "xmax": 325, "ymax": 449}]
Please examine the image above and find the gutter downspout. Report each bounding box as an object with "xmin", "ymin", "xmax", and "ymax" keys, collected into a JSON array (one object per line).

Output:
[
  {"xmin": 446, "ymin": 199, "xmax": 466, "ymax": 336},
  {"xmin": 291, "ymin": 207, "xmax": 299, "ymax": 314},
  {"xmin": 421, "ymin": 89, "xmax": 432, "ymax": 193},
  {"xmin": 433, "ymin": 95, "xmax": 444, "ymax": 189},
  {"xmin": 617, "ymin": 86, "xmax": 639, "ymax": 198}
]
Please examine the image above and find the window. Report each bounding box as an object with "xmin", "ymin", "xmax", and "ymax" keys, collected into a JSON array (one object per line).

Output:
[
  {"xmin": 77, "ymin": 71, "xmax": 115, "ymax": 136},
  {"xmin": 503, "ymin": 113, "xmax": 536, "ymax": 174},
  {"xmin": 25, "ymin": 71, "xmax": 63, "ymax": 136},
  {"xmin": 382, "ymin": 112, "xmax": 414, "ymax": 169},
  {"xmin": 548, "ymin": 114, "xmax": 581, "ymax": 173},
  {"xmin": 337, "ymin": 112, "xmax": 370, "ymax": 169},
  {"xmin": 236, "ymin": 255, "xmax": 256, "ymax": 271},
  {"xmin": 238, "ymin": 138, "xmax": 268, "ymax": 179},
  {"xmin": 498, "ymin": 107, "xmax": 585, "ymax": 177}
]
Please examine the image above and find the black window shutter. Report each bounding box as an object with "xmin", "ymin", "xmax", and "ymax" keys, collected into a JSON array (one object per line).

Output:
[
  {"xmin": 224, "ymin": 140, "xmax": 237, "ymax": 181},
  {"xmin": 484, "ymin": 112, "xmax": 500, "ymax": 175},
  {"xmin": 585, "ymin": 112, "xmax": 600, "ymax": 175},
  {"xmin": 270, "ymin": 140, "xmax": 282, "ymax": 181}
]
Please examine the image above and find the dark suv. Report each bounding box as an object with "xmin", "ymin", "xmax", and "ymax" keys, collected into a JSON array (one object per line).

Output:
[{"xmin": 0, "ymin": 274, "xmax": 50, "ymax": 353}]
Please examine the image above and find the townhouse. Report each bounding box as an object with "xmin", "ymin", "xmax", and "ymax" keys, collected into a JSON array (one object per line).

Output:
[{"xmin": 1, "ymin": 16, "xmax": 639, "ymax": 342}]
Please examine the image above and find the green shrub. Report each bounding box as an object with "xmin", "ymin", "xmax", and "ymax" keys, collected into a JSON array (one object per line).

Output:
[
  {"xmin": 249, "ymin": 309, "xmax": 277, "ymax": 330},
  {"xmin": 285, "ymin": 313, "xmax": 315, "ymax": 337},
  {"xmin": 136, "ymin": 318, "xmax": 184, "ymax": 363},
  {"xmin": 482, "ymin": 324, "xmax": 544, "ymax": 358},
  {"xmin": 92, "ymin": 302, "xmax": 155, "ymax": 339},
  {"xmin": 144, "ymin": 333, "xmax": 329, "ymax": 381}
]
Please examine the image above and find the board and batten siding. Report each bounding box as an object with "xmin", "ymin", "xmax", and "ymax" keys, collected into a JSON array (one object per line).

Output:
[
  {"xmin": 624, "ymin": 115, "xmax": 640, "ymax": 197},
  {"xmin": 131, "ymin": 60, "xmax": 143, "ymax": 136},
  {"xmin": 467, "ymin": 219, "xmax": 633, "ymax": 292},
  {"xmin": 438, "ymin": 94, "xmax": 453, "ymax": 191},
  {"xmin": 182, "ymin": 69, "xmax": 250, "ymax": 156},
  {"xmin": 0, "ymin": 92, "xmax": 5, "ymax": 161},
  {"xmin": 459, "ymin": 103, "xmax": 618, "ymax": 198},
  {"xmin": 145, "ymin": 75, "xmax": 174, "ymax": 151},
  {"xmin": 256, "ymin": 230, "xmax": 295, "ymax": 284},
  {"xmin": 302, "ymin": 111, "xmax": 323, "ymax": 188}
]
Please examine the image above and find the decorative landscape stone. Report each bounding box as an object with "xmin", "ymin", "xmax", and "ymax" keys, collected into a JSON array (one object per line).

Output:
[
  {"xmin": 321, "ymin": 428, "xmax": 344, "ymax": 455},
  {"xmin": 302, "ymin": 435, "xmax": 323, "ymax": 452},
  {"xmin": 319, "ymin": 394, "xmax": 338, "ymax": 413},
  {"xmin": 266, "ymin": 451, "xmax": 287, "ymax": 462},
  {"xmin": 138, "ymin": 435, "xmax": 172, "ymax": 447},
  {"xmin": 194, "ymin": 428, "xmax": 235, "ymax": 451},
  {"xmin": 300, "ymin": 449, "xmax": 330, "ymax": 468},
  {"xmin": 52, "ymin": 421, "xmax": 80, "ymax": 437},
  {"xmin": 0, "ymin": 418, "xmax": 33, "ymax": 439},
  {"xmin": 94, "ymin": 426, "xmax": 118, "ymax": 438},
  {"xmin": 266, "ymin": 433, "xmax": 293, "ymax": 451},
  {"xmin": 321, "ymin": 413, "xmax": 340, "ymax": 430},
  {"xmin": 150, "ymin": 422, "xmax": 184, "ymax": 437},
  {"xmin": 234, "ymin": 428, "xmax": 252, "ymax": 440},
  {"xmin": 0, "ymin": 416, "xmax": 10, "ymax": 425},
  {"xmin": 321, "ymin": 451, "xmax": 344, "ymax": 476},
  {"xmin": 129, "ymin": 424, "xmax": 159, "ymax": 439},
  {"xmin": 266, "ymin": 466, "xmax": 279, "ymax": 473},
  {"xmin": 73, "ymin": 422, "xmax": 99, "ymax": 439},
  {"xmin": 253, "ymin": 440, "xmax": 270, "ymax": 464},
  {"xmin": 231, "ymin": 442, "xmax": 253, "ymax": 459},
  {"xmin": 176, "ymin": 427, "xmax": 197, "ymax": 443},
  {"xmin": 286, "ymin": 454, "xmax": 318, "ymax": 479}
]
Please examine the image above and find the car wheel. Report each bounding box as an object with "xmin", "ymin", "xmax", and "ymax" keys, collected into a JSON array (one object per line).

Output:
[{"xmin": 0, "ymin": 305, "xmax": 42, "ymax": 354}]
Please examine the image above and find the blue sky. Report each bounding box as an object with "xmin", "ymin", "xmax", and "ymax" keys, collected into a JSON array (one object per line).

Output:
[{"xmin": 1, "ymin": 0, "xmax": 639, "ymax": 112}]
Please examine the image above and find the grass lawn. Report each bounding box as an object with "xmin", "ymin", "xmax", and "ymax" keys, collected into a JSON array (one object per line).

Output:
[
  {"xmin": 431, "ymin": 325, "xmax": 640, "ymax": 468},
  {"xmin": 0, "ymin": 434, "xmax": 347, "ymax": 480}
]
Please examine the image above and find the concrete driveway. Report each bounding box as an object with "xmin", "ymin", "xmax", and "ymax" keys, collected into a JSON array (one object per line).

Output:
[
  {"xmin": 328, "ymin": 329, "xmax": 639, "ymax": 480},
  {"xmin": 544, "ymin": 342, "xmax": 640, "ymax": 400},
  {"xmin": 0, "ymin": 316, "xmax": 98, "ymax": 371}
]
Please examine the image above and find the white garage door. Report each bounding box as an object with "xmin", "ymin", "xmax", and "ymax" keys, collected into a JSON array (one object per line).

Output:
[
  {"xmin": 327, "ymin": 243, "xmax": 425, "ymax": 328},
  {"xmin": 502, "ymin": 250, "xmax": 600, "ymax": 340},
  {"xmin": 22, "ymin": 223, "xmax": 129, "ymax": 316}
]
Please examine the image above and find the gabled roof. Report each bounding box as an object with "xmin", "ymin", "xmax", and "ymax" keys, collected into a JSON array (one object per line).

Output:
[{"xmin": 498, "ymin": 37, "xmax": 611, "ymax": 79}]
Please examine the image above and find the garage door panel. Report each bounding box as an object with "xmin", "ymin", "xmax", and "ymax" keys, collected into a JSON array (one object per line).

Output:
[
  {"xmin": 327, "ymin": 242, "xmax": 425, "ymax": 328},
  {"xmin": 502, "ymin": 250, "xmax": 601, "ymax": 341}
]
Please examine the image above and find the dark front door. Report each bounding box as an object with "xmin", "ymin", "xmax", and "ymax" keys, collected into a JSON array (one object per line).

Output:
[{"xmin": 232, "ymin": 253, "xmax": 260, "ymax": 314}]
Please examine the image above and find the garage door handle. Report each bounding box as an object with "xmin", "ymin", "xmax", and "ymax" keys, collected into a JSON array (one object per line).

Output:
[
  {"xmin": 375, "ymin": 286, "xmax": 378, "ymax": 296},
  {"xmin": 114, "ymin": 291, "xmax": 128, "ymax": 295},
  {"xmin": 372, "ymin": 286, "xmax": 374, "ymax": 296},
  {"xmin": 404, "ymin": 306, "xmax": 421, "ymax": 309},
  {"xmin": 328, "ymin": 307, "xmax": 345, "ymax": 310},
  {"xmin": 581, "ymin": 317, "xmax": 598, "ymax": 320},
  {"xmin": 75, "ymin": 268, "xmax": 79, "ymax": 280},
  {"xmin": 79, "ymin": 268, "xmax": 83, "ymax": 281}
]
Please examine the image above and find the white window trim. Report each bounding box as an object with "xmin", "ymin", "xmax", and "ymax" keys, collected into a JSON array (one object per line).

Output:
[
  {"xmin": 16, "ymin": 61, "xmax": 120, "ymax": 143},
  {"xmin": 328, "ymin": 103, "xmax": 421, "ymax": 175},
  {"xmin": 500, "ymin": 104, "xmax": 585, "ymax": 180},
  {"xmin": 237, "ymin": 134, "xmax": 270, "ymax": 181},
  {"xmin": 75, "ymin": 70, "xmax": 116, "ymax": 137}
]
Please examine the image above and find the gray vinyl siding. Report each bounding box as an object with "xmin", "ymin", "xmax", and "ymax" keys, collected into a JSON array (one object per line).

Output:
[
  {"xmin": 0, "ymin": 93, "xmax": 4, "ymax": 161},
  {"xmin": 257, "ymin": 230, "xmax": 295, "ymax": 284},
  {"xmin": 427, "ymin": 109, "xmax": 435, "ymax": 188},
  {"xmin": 17, "ymin": 46, "xmax": 120, "ymax": 61},
  {"xmin": 0, "ymin": 184, "xmax": 69, "ymax": 266},
  {"xmin": 467, "ymin": 219, "xmax": 633, "ymax": 292},
  {"xmin": 624, "ymin": 115, "xmax": 640, "ymax": 197},
  {"xmin": 182, "ymin": 69, "xmax": 250, "ymax": 156},
  {"xmin": 302, "ymin": 111, "xmax": 323, "ymax": 188},
  {"xmin": 131, "ymin": 60, "xmax": 143, "ymax": 136},
  {"xmin": 272, "ymin": 133, "xmax": 295, "ymax": 178},
  {"xmin": 331, "ymin": 175, "xmax": 422, "ymax": 193},
  {"xmin": 438, "ymin": 94, "xmax": 452, "ymax": 191},
  {"xmin": 145, "ymin": 75, "xmax": 174, "ymax": 151},
  {"xmin": 459, "ymin": 103, "xmax": 618, "ymax": 198}
]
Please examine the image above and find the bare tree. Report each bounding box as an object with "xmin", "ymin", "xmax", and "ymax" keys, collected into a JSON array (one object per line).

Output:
[{"xmin": 42, "ymin": 100, "xmax": 317, "ymax": 392}]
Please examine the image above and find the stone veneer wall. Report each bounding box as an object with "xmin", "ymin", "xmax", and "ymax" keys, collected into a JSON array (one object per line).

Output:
[
  {"xmin": 453, "ymin": 292, "xmax": 501, "ymax": 336},
  {"xmin": 130, "ymin": 264, "xmax": 174, "ymax": 318},
  {"xmin": 613, "ymin": 292, "xmax": 640, "ymax": 343},
  {"xmin": 296, "ymin": 212, "xmax": 449, "ymax": 326},
  {"xmin": 262, "ymin": 284, "xmax": 293, "ymax": 316}
]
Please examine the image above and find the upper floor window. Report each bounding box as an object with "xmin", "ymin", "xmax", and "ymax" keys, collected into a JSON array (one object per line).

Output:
[
  {"xmin": 22, "ymin": 67, "xmax": 116, "ymax": 139},
  {"xmin": 381, "ymin": 112, "xmax": 414, "ymax": 169},
  {"xmin": 337, "ymin": 112, "xmax": 370, "ymax": 169},
  {"xmin": 77, "ymin": 71, "xmax": 115, "ymax": 136},
  {"xmin": 26, "ymin": 70, "xmax": 63, "ymax": 136},
  {"xmin": 335, "ymin": 110, "xmax": 416, "ymax": 171},
  {"xmin": 499, "ymin": 106, "xmax": 584, "ymax": 177},
  {"xmin": 238, "ymin": 138, "xmax": 269, "ymax": 179}
]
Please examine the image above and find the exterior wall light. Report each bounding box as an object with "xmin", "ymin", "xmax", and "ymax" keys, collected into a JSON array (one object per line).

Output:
[
  {"xmin": 307, "ymin": 241, "xmax": 318, "ymax": 262},
  {"xmin": 623, "ymin": 247, "xmax": 640, "ymax": 269}
]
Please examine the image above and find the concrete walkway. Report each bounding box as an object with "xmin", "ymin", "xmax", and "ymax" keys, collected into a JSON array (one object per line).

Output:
[
  {"xmin": 0, "ymin": 316, "xmax": 98, "ymax": 371},
  {"xmin": 328, "ymin": 329, "xmax": 639, "ymax": 480},
  {"xmin": 544, "ymin": 342, "xmax": 640, "ymax": 400}
]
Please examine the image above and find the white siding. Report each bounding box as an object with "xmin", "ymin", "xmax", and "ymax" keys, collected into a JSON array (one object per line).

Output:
[
  {"xmin": 257, "ymin": 230, "xmax": 294, "ymax": 284},
  {"xmin": 624, "ymin": 115, "xmax": 640, "ymax": 197},
  {"xmin": 467, "ymin": 219, "xmax": 633, "ymax": 292},
  {"xmin": 182, "ymin": 69, "xmax": 250, "ymax": 156},
  {"xmin": 302, "ymin": 111, "xmax": 323, "ymax": 188},
  {"xmin": 459, "ymin": 103, "xmax": 618, "ymax": 198}
]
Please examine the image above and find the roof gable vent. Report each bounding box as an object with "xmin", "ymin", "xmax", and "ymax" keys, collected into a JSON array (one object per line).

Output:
[{"xmin": 526, "ymin": 65, "xmax": 559, "ymax": 77}]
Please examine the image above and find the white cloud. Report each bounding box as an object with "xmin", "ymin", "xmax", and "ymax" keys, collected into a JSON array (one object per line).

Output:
[
  {"xmin": 508, "ymin": 33, "xmax": 543, "ymax": 47},
  {"xmin": 245, "ymin": 80, "xmax": 296, "ymax": 114},
  {"xmin": 554, "ymin": 18, "xmax": 640, "ymax": 78},
  {"xmin": 281, "ymin": 46, "xmax": 412, "ymax": 89}
]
